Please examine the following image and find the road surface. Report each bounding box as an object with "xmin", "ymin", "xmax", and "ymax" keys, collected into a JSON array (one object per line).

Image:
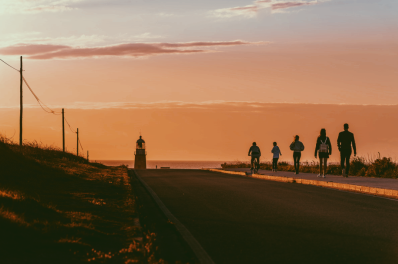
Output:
[{"xmin": 134, "ymin": 169, "xmax": 398, "ymax": 264}]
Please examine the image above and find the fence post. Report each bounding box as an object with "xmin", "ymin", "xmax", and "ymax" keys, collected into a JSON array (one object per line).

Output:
[{"xmin": 19, "ymin": 56, "xmax": 23, "ymax": 146}]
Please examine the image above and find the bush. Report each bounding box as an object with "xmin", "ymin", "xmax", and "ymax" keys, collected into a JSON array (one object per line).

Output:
[
  {"xmin": 365, "ymin": 158, "xmax": 398, "ymax": 178},
  {"xmin": 222, "ymin": 156, "xmax": 398, "ymax": 178},
  {"xmin": 349, "ymin": 157, "xmax": 368, "ymax": 176}
]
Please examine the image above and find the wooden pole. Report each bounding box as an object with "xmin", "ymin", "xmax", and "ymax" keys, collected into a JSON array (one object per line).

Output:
[
  {"xmin": 62, "ymin": 108, "xmax": 65, "ymax": 152},
  {"xmin": 19, "ymin": 56, "xmax": 23, "ymax": 146},
  {"xmin": 76, "ymin": 128, "xmax": 79, "ymax": 156},
  {"xmin": 87, "ymin": 151, "xmax": 89, "ymax": 162}
]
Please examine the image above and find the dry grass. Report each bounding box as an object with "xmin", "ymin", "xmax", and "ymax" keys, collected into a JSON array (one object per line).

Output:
[
  {"xmin": 222, "ymin": 157, "xmax": 398, "ymax": 178},
  {"xmin": 0, "ymin": 135, "xmax": 165, "ymax": 263}
]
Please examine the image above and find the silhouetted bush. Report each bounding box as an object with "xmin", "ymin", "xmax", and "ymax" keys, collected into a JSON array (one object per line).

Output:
[
  {"xmin": 222, "ymin": 156, "xmax": 398, "ymax": 178},
  {"xmin": 349, "ymin": 157, "xmax": 368, "ymax": 176},
  {"xmin": 365, "ymin": 158, "xmax": 397, "ymax": 178}
]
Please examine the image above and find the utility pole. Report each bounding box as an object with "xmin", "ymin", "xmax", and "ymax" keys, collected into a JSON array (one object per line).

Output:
[
  {"xmin": 19, "ymin": 56, "xmax": 23, "ymax": 146},
  {"xmin": 76, "ymin": 128, "xmax": 79, "ymax": 156},
  {"xmin": 87, "ymin": 151, "xmax": 89, "ymax": 162},
  {"xmin": 62, "ymin": 108, "xmax": 65, "ymax": 152}
]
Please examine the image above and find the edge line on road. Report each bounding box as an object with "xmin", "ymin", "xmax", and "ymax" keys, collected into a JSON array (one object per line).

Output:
[
  {"xmin": 132, "ymin": 170, "xmax": 215, "ymax": 264},
  {"xmin": 204, "ymin": 169, "xmax": 398, "ymax": 201}
]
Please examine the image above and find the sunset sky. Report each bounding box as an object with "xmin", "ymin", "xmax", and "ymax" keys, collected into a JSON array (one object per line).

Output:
[{"xmin": 1, "ymin": 0, "xmax": 397, "ymax": 161}]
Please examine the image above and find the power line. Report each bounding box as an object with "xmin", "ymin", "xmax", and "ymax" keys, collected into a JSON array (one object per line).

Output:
[
  {"xmin": 22, "ymin": 76, "xmax": 62, "ymax": 115},
  {"xmin": 2, "ymin": 57, "xmax": 87, "ymax": 158},
  {"xmin": 64, "ymin": 116, "xmax": 86, "ymax": 157},
  {"xmin": 0, "ymin": 58, "xmax": 22, "ymax": 72},
  {"xmin": 23, "ymin": 76, "xmax": 87, "ymax": 156},
  {"xmin": 63, "ymin": 116, "xmax": 76, "ymax": 133},
  {"xmin": 2, "ymin": 58, "xmax": 59, "ymax": 115},
  {"xmin": 78, "ymin": 137, "xmax": 84, "ymax": 152}
]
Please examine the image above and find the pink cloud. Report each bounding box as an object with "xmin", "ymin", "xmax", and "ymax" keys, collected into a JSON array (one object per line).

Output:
[
  {"xmin": 212, "ymin": 0, "xmax": 321, "ymax": 17},
  {"xmin": 272, "ymin": 2, "xmax": 315, "ymax": 10},
  {"xmin": 0, "ymin": 44, "xmax": 69, "ymax": 56},
  {"xmin": 0, "ymin": 41, "xmax": 259, "ymax": 60},
  {"xmin": 230, "ymin": 6, "xmax": 258, "ymax": 12},
  {"xmin": 159, "ymin": 41, "xmax": 252, "ymax": 48}
]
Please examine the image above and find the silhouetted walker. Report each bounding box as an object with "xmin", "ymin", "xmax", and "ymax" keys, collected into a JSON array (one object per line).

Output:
[
  {"xmin": 337, "ymin": 123, "xmax": 356, "ymax": 177},
  {"xmin": 271, "ymin": 142, "xmax": 282, "ymax": 172},
  {"xmin": 290, "ymin": 135, "xmax": 304, "ymax": 174},
  {"xmin": 314, "ymin": 129, "xmax": 332, "ymax": 178},
  {"xmin": 248, "ymin": 142, "xmax": 261, "ymax": 172}
]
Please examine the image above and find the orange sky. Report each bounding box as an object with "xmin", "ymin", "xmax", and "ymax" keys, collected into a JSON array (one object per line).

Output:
[
  {"xmin": 1, "ymin": 43, "xmax": 398, "ymax": 161},
  {"xmin": 1, "ymin": 103, "xmax": 398, "ymax": 162},
  {"xmin": 1, "ymin": 43, "xmax": 397, "ymax": 106}
]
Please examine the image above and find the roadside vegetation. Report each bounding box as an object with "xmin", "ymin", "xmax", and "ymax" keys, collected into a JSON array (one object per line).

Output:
[
  {"xmin": 0, "ymin": 135, "xmax": 163, "ymax": 264},
  {"xmin": 222, "ymin": 157, "xmax": 398, "ymax": 178}
]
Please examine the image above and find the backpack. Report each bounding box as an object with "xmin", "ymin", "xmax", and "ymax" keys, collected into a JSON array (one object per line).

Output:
[
  {"xmin": 290, "ymin": 142, "xmax": 295, "ymax": 151},
  {"xmin": 290, "ymin": 141, "xmax": 301, "ymax": 151},
  {"xmin": 319, "ymin": 137, "xmax": 329, "ymax": 153},
  {"xmin": 251, "ymin": 146, "xmax": 260, "ymax": 156}
]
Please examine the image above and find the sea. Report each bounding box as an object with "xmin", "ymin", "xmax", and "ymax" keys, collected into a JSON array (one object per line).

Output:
[{"xmin": 96, "ymin": 160, "xmax": 228, "ymax": 169}]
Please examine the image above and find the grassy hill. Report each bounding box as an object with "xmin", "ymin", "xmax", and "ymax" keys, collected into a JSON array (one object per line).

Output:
[{"xmin": 0, "ymin": 138, "xmax": 157, "ymax": 263}]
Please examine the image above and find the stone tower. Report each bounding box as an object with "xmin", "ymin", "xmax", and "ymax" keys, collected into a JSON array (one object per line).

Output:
[{"xmin": 134, "ymin": 136, "xmax": 146, "ymax": 169}]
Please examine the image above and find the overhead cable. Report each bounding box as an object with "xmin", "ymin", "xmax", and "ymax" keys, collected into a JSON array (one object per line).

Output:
[
  {"xmin": 0, "ymin": 58, "xmax": 21, "ymax": 72},
  {"xmin": 22, "ymin": 76, "xmax": 61, "ymax": 115},
  {"xmin": 2, "ymin": 57, "xmax": 87, "ymax": 157},
  {"xmin": 1, "ymin": 59, "xmax": 60, "ymax": 116},
  {"xmin": 64, "ymin": 116, "xmax": 77, "ymax": 134},
  {"xmin": 78, "ymin": 138, "xmax": 84, "ymax": 152},
  {"xmin": 64, "ymin": 116, "xmax": 85, "ymax": 156}
]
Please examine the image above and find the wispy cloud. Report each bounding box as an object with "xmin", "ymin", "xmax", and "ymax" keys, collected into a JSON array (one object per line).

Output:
[
  {"xmin": 0, "ymin": 33, "xmax": 164, "ymax": 48},
  {"xmin": 131, "ymin": 33, "xmax": 163, "ymax": 41},
  {"xmin": 23, "ymin": 5, "xmax": 75, "ymax": 13},
  {"xmin": 0, "ymin": 44, "xmax": 70, "ymax": 56},
  {"xmin": 0, "ymin": 41, "xmax": 265, "ymax": 60},
  {"xmin": 0, "ymin": 101, "xmax": 270, "ymax": 110},
  {"xmin": 210, "ymin": 0, "xmax": 324, "ymax": 18},
  {"xmin": 1, "ymin": 0, "xmax": 84, "ymax": 14},
  {"xmin": 272, "ymin": 1, "xmax": 315, "ymax": 10},
  {"xmin": 1, "ymin": 101, "xmax": 396, "ymax": 110},
  {"xmin": 210, "ymin": 5, "xmax": 259, "ymax": 18},
  {"xmin": 158, "ymin": 12, "xmax": 174, "ymax": 17}
]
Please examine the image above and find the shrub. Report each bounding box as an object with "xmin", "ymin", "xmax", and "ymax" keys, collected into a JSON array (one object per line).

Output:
[
  {"xmin": 365, "ymin": 158, "xmax": 398, "ymax": 178},
  {"xmin": 326, "ymin": 164, "xmax": 341, "ymax": 175},
  {"xmin": 349, "ymin": 157, "xmax": 367, "ymax": 176},
  {"xmin": 222, "ymin": 156, "xmax": 398, "ymax": 178}
]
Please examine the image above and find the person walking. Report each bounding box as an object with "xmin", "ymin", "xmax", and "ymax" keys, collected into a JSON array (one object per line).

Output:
[
  {"xmin": 271, "ymin": 142, "xmax": 282, "ymax": 172},
  {"xmin": 314, "ymin": 129, "xmax": 332, "ymax": 178},
  {"xmin": 248, "ymin": 142, "xmax": 261, "ymax": 172},
  {"xmin": 290, "ymin": 135, "xmax": 304, "ymax": 174},
  {"xmin": 337, "ymin": 123, "xmax": 356, "ymax": 177}
]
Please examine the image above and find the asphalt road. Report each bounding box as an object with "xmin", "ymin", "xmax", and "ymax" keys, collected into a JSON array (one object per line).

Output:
[{"xmin": 135, "ymin": 169, "xmax": 398, "ymax": 264}]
